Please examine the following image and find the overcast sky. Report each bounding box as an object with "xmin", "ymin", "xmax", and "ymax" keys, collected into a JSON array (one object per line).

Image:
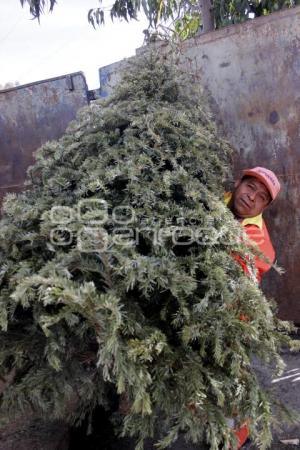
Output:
[{"xmin": 0, "ymin": 1, "xmax": 148, "ymax": 89}]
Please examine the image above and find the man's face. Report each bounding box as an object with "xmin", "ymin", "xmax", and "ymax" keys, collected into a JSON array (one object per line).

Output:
[{"xmin": 232, "ymin": 176, "xmax": 271, "ymax": 218}]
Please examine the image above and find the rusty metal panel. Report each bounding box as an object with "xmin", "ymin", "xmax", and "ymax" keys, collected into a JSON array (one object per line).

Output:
[
  {"xmin": 0, "ymin": 72, "xmax": 89, "ymax": 201},
  {"xmin": 176, "ymin": 6, "xmax": 300, "ymax": 321}
]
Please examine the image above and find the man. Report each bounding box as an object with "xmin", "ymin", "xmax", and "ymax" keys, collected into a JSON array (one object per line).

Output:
[
  {"xmin": 225, "ymin": 166, "xmax": 281, "ymax": 448},
  {"xmin": 225, "ymin": 166, "xmax": 281, "ymax": 283}
]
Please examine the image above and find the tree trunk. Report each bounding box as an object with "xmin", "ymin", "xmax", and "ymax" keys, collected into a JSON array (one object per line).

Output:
[{"xmin": 199, "ymin": 0, "xmax": 214, "ymax": 33}]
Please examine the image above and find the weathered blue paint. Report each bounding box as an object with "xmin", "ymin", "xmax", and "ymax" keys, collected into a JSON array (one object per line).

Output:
[
  {"xmin": 99, "ymin": 64, "xmax": 112, "ymax": 98},
  {"xmin": 99, "ymin": 59, "xmax": 130, "ymax": 98}
]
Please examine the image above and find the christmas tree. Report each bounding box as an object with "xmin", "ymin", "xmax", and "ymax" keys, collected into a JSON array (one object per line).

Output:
[{"xmin": 0, "ymin": 53, "xmax": 292, "ymax": 449}]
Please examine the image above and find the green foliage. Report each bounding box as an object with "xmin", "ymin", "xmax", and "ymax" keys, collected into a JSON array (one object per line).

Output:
[
  {"xmin": 174, "ymin": 12, "xmax": 201, "ymax": 40},
  {"xmin": 213, "ymin": 0, "xmax": 300, "ymax": 28},
  {"xmin": 19, "ymin": 0, "xmax": 300, "ymax": 41},
  {"xmin": 0, "ymin": 53, "xmax": 294, "ymax": 448}
]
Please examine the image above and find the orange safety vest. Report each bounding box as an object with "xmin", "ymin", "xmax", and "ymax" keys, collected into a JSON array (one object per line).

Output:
[{"xmin": 224, "ymin": 192, "xmax": 275, "ymax": 283}]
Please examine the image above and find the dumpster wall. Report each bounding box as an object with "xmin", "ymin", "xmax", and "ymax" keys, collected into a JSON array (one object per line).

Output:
[
  {"xmin": 177, "ymin": 7, "xmax": 300, "ymax": 321},
  {"xmin": 0, "ymin": 72, "xmax": 89, "ymax": 200},
  {"xmin": 100, "ymin": 7, "xmax": 300, "ymax": 321}
]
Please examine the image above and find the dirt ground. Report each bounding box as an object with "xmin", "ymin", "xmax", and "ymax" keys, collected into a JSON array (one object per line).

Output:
[{"xmin": 243, "ymin": 346, "xmax": 300, "ymax": 450}]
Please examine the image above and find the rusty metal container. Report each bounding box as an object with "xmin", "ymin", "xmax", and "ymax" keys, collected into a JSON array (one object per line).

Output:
[
  {"xmin": 174, "ymin": 7, "xmax": 300, "ymax": 322},
  {"xmin": 2, "ymin": 6, "xmax": 300, "ymax": 321},
  {"xmin": 0, "ymin": 72, "xmax": 89, "ymax": 200}
]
